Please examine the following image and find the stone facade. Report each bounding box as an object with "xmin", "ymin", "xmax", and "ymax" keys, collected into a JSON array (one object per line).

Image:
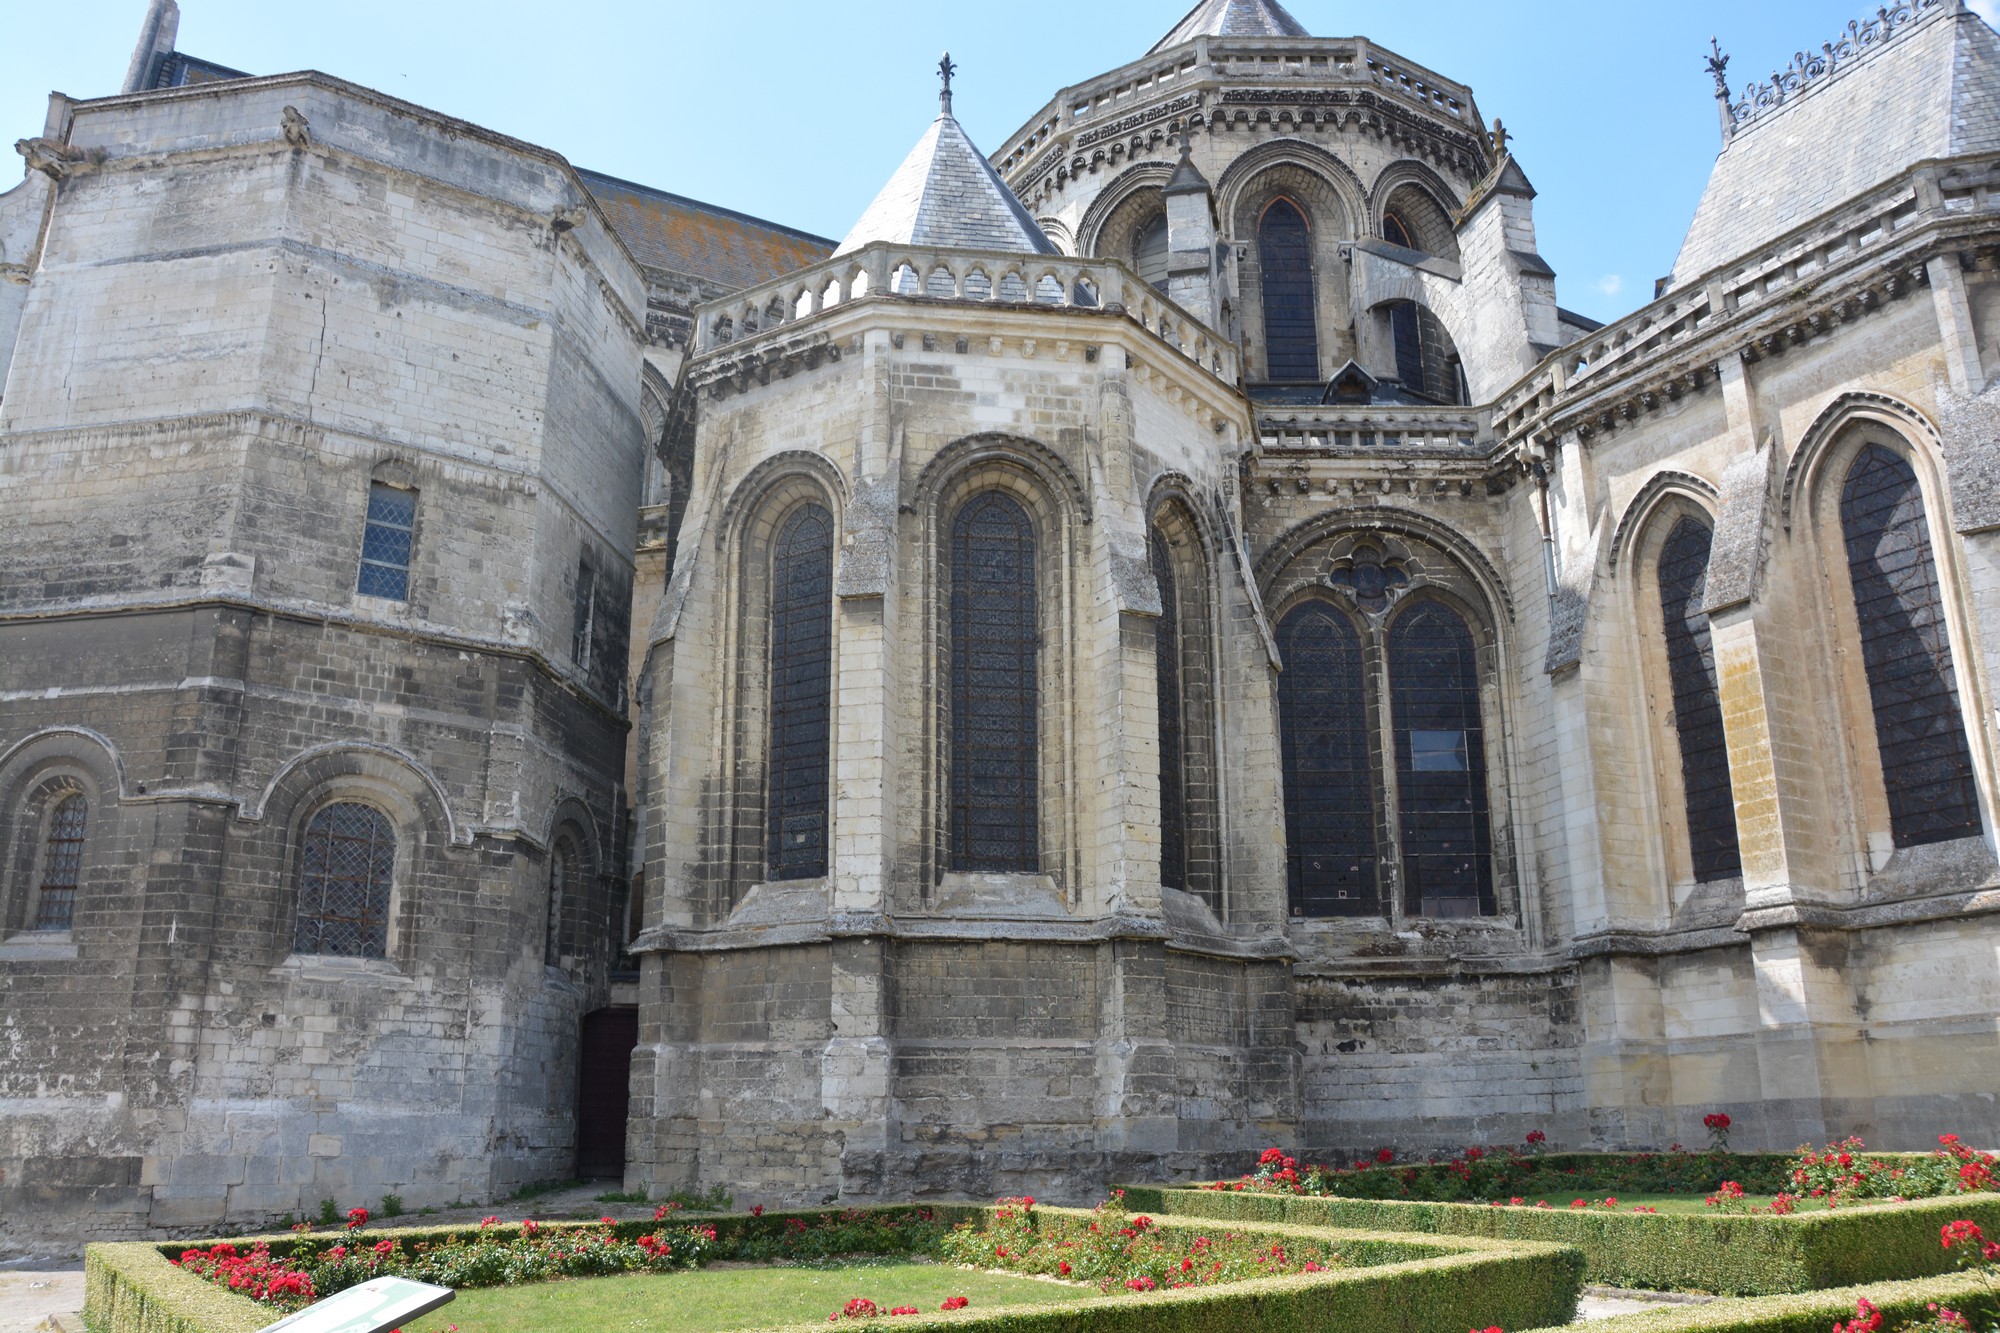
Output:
[{"xmin": 4, "ymin": 0, "xmax": 2000, "ymax": 1246}]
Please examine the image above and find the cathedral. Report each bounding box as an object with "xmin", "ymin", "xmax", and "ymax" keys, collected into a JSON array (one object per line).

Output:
[{"xmin": 4, "ymin": 0, "xmax": 2000, "ymax": 1244}]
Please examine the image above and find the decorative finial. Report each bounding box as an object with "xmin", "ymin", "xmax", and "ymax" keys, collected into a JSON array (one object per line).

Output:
[
  {"xmin": 938, "ymin": 51, "xmax": 957, "ymax": 116},
  {"xmin": 1706, "ymin": 37, "xmax": 1731, "ymax": 97},
  {"xmin": 1489, "ymin": 118, "xmax": 1509, "ymax": 155}
]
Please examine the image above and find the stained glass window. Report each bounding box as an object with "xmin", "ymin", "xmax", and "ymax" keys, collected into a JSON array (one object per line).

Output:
[
  {"xmin": 1277, "ymin": 603, "xmax": 1378, "ymax": 916},
  {"xmin": 1657, "ymin": 518, "xmax": 1742, "ymax": 882},
  {"xmin": 1152, "ymin": 529, "xmax": 1187, "ymax": 892},
  {"xmin": 33, "ymin": 792, "xmax": 86, "ymax": 931},
  {"xmin": 357, "ymin": 483, "xmax": 415, "ymax": 601},
  {"xmin": 294, "ymin": 802, "xmax": 393, "ymax": 958},
  {"xmin": 1840, "ymin": 444, "xmax": 1982, "ymax": 847},
  {"xmin": 1389, "ymin": 602, "xmax": 1495, "ymax": 918},
  {"xmin": 1259, "ymin": 199, "xmax": 1318, "ymax": 381},
  {"xmin": 949, "ymin": 492, "xmax": 1038, "ymax": 872},
  {"xmin": 768, "ymin": 504, "xmax": 834, "ymax": 880}
]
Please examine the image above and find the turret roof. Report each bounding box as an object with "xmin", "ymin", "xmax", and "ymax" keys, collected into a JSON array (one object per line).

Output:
[
  {"xmin": 835, "ymin": 111, "xmax": 1056, "ymax": 257},
  {"xmin": 1148, "ymin": 0, "xmax": 1309, "ymax": 54}
]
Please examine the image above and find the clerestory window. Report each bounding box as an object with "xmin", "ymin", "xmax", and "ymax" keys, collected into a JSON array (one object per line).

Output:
[
  {"xmin": 1133, "ymin": 212, "xmax": 1170, "ymax": 294},
  {"xmin": 1258, "ymin": 198, "xmax": 1319, "ymax": 381}
]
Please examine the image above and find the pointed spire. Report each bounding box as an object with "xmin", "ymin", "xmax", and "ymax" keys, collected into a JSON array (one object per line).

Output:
[
  {"xmin": 1149, "ymin": 0, "xmax": 1309, "ymax": 55},
  {"xmin": 834, "ymin": 61, "xmax": 1057, "ymax": 258}
]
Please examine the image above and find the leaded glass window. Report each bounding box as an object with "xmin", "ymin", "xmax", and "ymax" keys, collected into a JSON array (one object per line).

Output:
[
  {"xmin": 1840, "ymin": 444, "xmax": 1982, "ymax": 847},
  {"xmin": 1152, "ymin": 529, "xmax": 1187, "ymax": 892},
  {"xmin": 1658, "ymin": 518, "xmax": 1742, "ymax": 882},
  {"xmin": 1258, "ymin": 199, "xmax": 1318, "ymax": 381},
  {"xmin": 294, "ymin": 802, "xmax": 393, "ymax": 958},
  {"xmin": 1388, "ymin": 602, "xmax": 1494, "ymax": 918},
  {"xmin": 1277, "ymin": 603, "xmax": 1378, "ymax": 915},
  {"xmin": 768, "ymin": 504, "xmax": 834, "ymax": 880},
  {"xmin": 546, "ymin": 845, "xmax": 567, "ymax": 966},
  {"xmin": 33, "ymin": 792, "xmax": 86, "ymax": 931},
  {"xmin": 948, "ymin": 492, "xmax": 1038, "ymax": 872},
  {"xmin": 357, "ymin": 483, "xmax": 416, "ymax": 600}
]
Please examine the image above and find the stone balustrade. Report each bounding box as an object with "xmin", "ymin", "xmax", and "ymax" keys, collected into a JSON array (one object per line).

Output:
[
  {"xmin": 1491, "ymin": 156, "xmax": 2000, "ymax": 449},
  {"xmin": 1257, "ymin": 406, "xmax": 1486, "ymax": 455},
  {"xmin": 691, "ymin": 240, "xmax": 1240, "ymax": 386}
]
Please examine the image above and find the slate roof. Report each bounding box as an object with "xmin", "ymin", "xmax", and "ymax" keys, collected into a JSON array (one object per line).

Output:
[
  {"xmin": 579, "ymin": 170, "xmax": 835, "ymax": 291},
  {"xmin": 1149, "ymin": 0, "xmax": 1310, "ymax": 54},
  {"xmin": 1669, "ymin": 4, "xmax": 2000, "ymax": 287},
  {"xmin": 834, "ymin": 112, "xmax": 1058, "ymax": 257}
]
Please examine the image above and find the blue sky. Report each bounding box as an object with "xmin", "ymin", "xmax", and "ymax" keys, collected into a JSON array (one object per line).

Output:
[{"xmin": 3, "ymin": 0, "xmax": 1991, "ymax": 325}]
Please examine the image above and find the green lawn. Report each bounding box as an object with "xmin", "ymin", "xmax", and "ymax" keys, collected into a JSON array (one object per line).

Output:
[{"xmin": 402, "ymin": 1262, "xmax": 1093, "ymax": 1333}]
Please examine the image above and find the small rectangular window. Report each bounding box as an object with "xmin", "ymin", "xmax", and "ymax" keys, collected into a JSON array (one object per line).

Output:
[
  {"xmin": 357, "ymin": 483, "xmax": 416, "ymax": 601},
  {"xmin": 1409, "ymin": 730, "xmax": 1467, "ymax": 772},
  {"xmin": 571, "ymin": 556, "xmax": 596, "ymax": 667}
]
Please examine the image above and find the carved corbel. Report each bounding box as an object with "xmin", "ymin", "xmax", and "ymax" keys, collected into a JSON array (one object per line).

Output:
[{"xmin": 281, "ymin": 106, "xmax": 311, "ymax": 150}]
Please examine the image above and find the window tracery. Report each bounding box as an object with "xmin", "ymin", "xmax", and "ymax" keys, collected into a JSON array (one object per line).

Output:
[{"xmin": 1269, "ymin": 529, "xmax": 1507, "ymax": 923}]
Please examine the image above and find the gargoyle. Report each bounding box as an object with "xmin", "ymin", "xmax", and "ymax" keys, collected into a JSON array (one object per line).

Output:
[
  {"xmin": 14, "ymin": 137, "xmax": 86, "ymax": 181},
  {"xmin": 281, "ymin": 106, "xmax": 311, "ymax": 150}
]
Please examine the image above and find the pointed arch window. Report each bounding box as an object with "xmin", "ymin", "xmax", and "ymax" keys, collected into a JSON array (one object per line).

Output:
[
  {"xmin": 949, "ymin": 492, "xmax": 1038, "ymax": 872},
  {"xmin": 294, "ymin": 802, "xmax": 393, "ymax": 958},
  {"xmin": 768, "ymin": 503, "xmax": 835, "ymax": 879},
  {"xmin": 1258, "ymin": 198, "xmax": 1319, "ymax": 381},
  {"xmin": 32, "ymin": 792, "xmax": 88, "ymax": 931},
  {"xmin": 1277, "ymin": 603, "xmax": 1378, "ymax": 915},
  {"xmin": 1388, "ymin": 601, "xmax": 1495, "ymax": 918},
  {"xmin": 1840, "ymin": 444, "xmax": 1982, "ymax": 846},
  {"xmin": 1657, "ymin": 517, "xmax": 1742, "ymax": 882},
  {"xmin": 1152, "ymin": 528, "xmax": 1188, "ymax": 892},
  {"xmin": 1134, "ymin": 212, "xmax": 1170, "ymax": 294}
]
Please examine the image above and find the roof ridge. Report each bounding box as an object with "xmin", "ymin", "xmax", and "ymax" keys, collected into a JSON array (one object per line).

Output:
[{"xmin": 575, "ymin": 167, "xmax": 836, "ymax": 246}]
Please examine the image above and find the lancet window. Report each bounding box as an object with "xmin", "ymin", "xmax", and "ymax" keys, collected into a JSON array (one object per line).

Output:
[
  {"xmin": 1276, "ymin": 603, "xmax": 1378, "ymax": 915},
  {"xmin": 1152, "ymin": 529, "xmax": 1188, "ymax": 892},
  {"xmin": 1388, "ymin": 602, "xmax": 1495, "ymax": 917},
  {"xmin": 1656, "ymin": 517, "xmax": 1742, "ymax": 883},
  {"xmin": 1839, "ymin": 444, "xmax": 1982, "ymax": 846},
  {"xmin": 948, "ymin": 492, "xmax": 1039, "ymax": 872},
  {"xmin": 767, "ymin": 504, "xmax": 834, "ymax": 880},
  {"xmin": 1258, "ymin": 198, "xmax": 1319, "ymax": 381}
]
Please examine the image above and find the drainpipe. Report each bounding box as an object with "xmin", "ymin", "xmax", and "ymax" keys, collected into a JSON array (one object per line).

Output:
[{"xmin": 1530, "ymin": 456, "xmax": 1557, "ymax": 598}]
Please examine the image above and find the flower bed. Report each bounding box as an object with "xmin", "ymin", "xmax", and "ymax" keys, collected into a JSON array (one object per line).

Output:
[
  {"xmin": 1213, "ymin": 1135, "xmax": 1994, "ymax": 1206},
  {"xmin": 1123, "ymin": 1186, "xmax": 2000, "ymax": 1296},
  {"xmin": 83, "ymin": 1201, "xmax": 1585, "ymax": 1333}
]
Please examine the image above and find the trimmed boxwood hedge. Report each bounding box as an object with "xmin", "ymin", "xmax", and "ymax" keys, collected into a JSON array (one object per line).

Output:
[
  {"xmin": 1125, "ymin": 1186, "xmax": 2000, "ymax": 1295},
  {"xmin": 84, "ymin": 1204, "xmax": 1584, "ymax": 1333},
  {"xmin": 1517, "ymin": 1270, "xmax": 2000, "ymax": 1333}
]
